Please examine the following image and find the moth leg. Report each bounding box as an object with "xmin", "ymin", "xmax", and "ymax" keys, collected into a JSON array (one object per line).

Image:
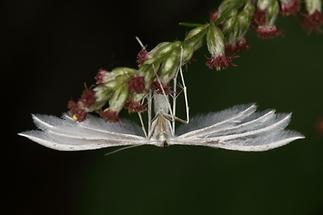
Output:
[
  {"xmin": 148, "ymin": 116, "xmax": 159, "ymax": 138},
  {"xmin": 170, "ymin": 46, "xmax": 190, "ymax": 126},
  {"xmin": 135, "ymin": 36, "xmax": 151, "ymax": 138},
  {"xmin": 178, "ymin": 61, "xmax": 190, "ymax": 124},
  {"xmin": 137, "ymin": 112, "xmax": 148, "ymax": 138},
  {"xmin": 163, "ymin": 113, "xmax": 189, "ymax": 124},
  {"xmin": 172, "ymin": 64, "xmax": 179, "ymax": 135},
  {"xmin": 147, "ymin": 90, "xmax": 152, "ymax": 137}
]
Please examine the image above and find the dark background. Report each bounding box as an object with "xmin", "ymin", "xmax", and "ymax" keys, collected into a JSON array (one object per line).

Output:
[{"xmin": 4, "ymin": 0, "xmax": 323, "ymax": 214}]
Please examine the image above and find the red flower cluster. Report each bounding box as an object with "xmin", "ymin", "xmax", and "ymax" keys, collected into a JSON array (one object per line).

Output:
[
  {"xmin": 280, "ymin": 0, "xmax": 300, "ymax": 16},
  {"xmin": 256, "ymin": 25, "xmax": 281, "ymax": 39},
  {"xmin": 80, "ymin": 89, "xmax": 96, "ymax": 107},
  {"xmin": 252, "ymin": 9, "xmax": 266, "ymax": 27},
  {"xmin": 209, "ymin": 9, "xmax": 219, "ymax": 22},
  {"xmin": 128, "ymin": 76, "xmax": 145, "ymax": 93},
  {"xmin": 225, "ymin": 38, "xmax": 249, "ymax": 54},
  {"xmin": 206, "ymin": 55, "xmax": 233, "ymax": 70},
  {"xmin": 152, "ymin": 81, "xmax": 170, "ymax": 94},
  {"xmin": 67, "ymin": 101, "xmax": 87, "ymax": 122},
  {"xmin": 237, "ymin": 38, "xmax": 250, "ymax": 51},
  {"xmin": 302, "ymin": 10, "xmax": 323, "ymax": 32},
  {"xmin": 137, "ymin": 48, "xmax": 149, "ymax": 65},
  {"xmin": 95, "ymin": 68, "xmax": 108, "ymax": 84},
  {"xmin": 126, "ymin": 99, "xmax": 146, "ymax": 113},
  {"xmin": 67, "ymin": 89, "xmax": 96, "ymax": 122},
  {"xmin": 99, "ymin": 110, "xmax": 119, "ymax": 122},
  {"xmin": 252, "ymin": 8, "xmax": 281, "ymax": 39}
]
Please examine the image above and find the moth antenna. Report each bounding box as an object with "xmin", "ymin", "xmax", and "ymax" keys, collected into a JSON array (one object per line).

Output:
[{"xmin": 135, "ymin": 36, "xmax": 146, "ymax": 49}]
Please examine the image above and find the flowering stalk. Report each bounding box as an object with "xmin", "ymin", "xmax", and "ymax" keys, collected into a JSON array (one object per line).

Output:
[
  {"xmin": 68, "ymin": 0, "xmax": 322, "ymax": 122},
  {"xmin": 280, "ymin": 0, "xmax": 300, "ymax": 16}
]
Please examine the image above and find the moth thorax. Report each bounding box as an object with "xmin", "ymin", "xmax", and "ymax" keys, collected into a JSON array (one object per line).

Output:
[{"xmin": 153, "ymin": 93, "xmax": 169, "ymax": 115}]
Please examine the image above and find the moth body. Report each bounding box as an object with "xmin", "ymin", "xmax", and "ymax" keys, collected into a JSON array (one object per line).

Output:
[{"xmin": 150, "ymin": 93, "xmax": 173, "ymax": 147}]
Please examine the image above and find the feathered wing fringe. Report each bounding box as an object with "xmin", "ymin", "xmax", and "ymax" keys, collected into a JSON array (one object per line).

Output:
[
  {"xmin": 19, "ymin": 104, "xmax": 304, "ymax": 152},
  {"xmin": 173, "ymin": 104, "xmax": 304, "ymax": 151},
  {"xmin": 18, "ymin": 114, "xmax": 149, "ymax": 151}
]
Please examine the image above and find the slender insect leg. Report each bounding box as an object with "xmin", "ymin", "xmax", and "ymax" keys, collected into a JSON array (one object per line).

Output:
[
  {"xmin": 135, "ymin": 36, "xmax": 151, "ymax": 137},
  {"xmin": 164, "ymin": 114, "xmax": 189, "ymax": 124},
  {"xmin": 172, "ymin": 69, "xmax": 179, "ymax": 135},
  {"xmin": 169, "ymin": 46, "xmax": 190, "ymax": 125},
  {"xmin": 138, "ymin": 112, "xmax": 148, "ymax": 138},
  {"xmin": 148, "ymin": 116, "xmax": 159, "ymax": 139},
  {"xmin": 147, "ymin": 90, "xmax": 153, "ymax": 137},
  {"xmin": 179, "ymin": 64, "xmax": 190, "ymax": 123}
]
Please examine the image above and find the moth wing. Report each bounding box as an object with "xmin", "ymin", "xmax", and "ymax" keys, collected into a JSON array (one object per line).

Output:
[
  {"xmin": 208, "ymin": 130, "xmax": 304, "ymax": 151},
  {"xmin": 172, "ymin": 107, "xmax": 304, "ymax": 152},
  {"xmin": 18, "ymin": 114, "xmax": 151, "ymax": 151},
  {"xmin": 170, "ymin": 130, "xmax": 304, "ymax": 152},
  {"xmin": 176, "ymin": 104, "xmax": 257, "ymax": 138}
]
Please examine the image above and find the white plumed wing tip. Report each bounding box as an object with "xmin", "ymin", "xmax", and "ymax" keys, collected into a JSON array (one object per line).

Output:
[
  {"xmin": 18, "ymin": 130, "xmax": 147, "ymax": 151},
  {"xmin": 18, "ymin": 131, "xmax": 73, "ymax": 151},
  {"xmin": 19, "ymin": 113, "xmax": 149, "ymax": 151},
  {"xmin": 173, "ymin": 105, "xmax": 304, "ymax": 152},
  {"xmin": 215, "ymin": 131, "xmax": 305, "ymax": 152},
  {"xmin": 32, "ymin": 114, "xmax": 54, "ymax": 130}
]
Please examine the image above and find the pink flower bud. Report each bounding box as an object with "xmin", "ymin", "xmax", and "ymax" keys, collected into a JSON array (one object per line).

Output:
[
  {"xmin": 280, "ymin": 0, "xmax": 300, "ymax": 16},
  {"xmin": 128, "ymin": 76, "xmax": 145, "ymax": 94},
  {"xmin": 80, "ymin": 89, "xmax": 96, "ymax": 108},
  {"xmin": 225, "ymin": 43, "xmax": 237, "ymax": 55},
  {"xmin": 302, "ymin": 10, "xmax": 323, "ymax": 32},
  {"xmin": 225, "ymin": 38, "xmax": 250, "ymax": 55},
  {"xmin": 206, "ymin": 55, "xmax": 233, "ymax": 71},
  {"xmin": 252, "ymin": 9, "xmax": 267, "ymax": 27},
  {"xmin": 209, "ymin": 9, "xmax": 219, "ymax": 22},
  {"xmin": 67, "ymin": 100, "xmax": 87, "ymax": 122},
  {"xmin": 99, "ymin": 109, "xmax": 119, "ymax": 122},
  {"xmin": 95, "ymin": 68, "xmax": 108, "ymax": 84},
  {"xmin": 126, "ymin": 99, "xmax": 146, "ymax": 113},
  {"xmin": 137, "ymin": 48, "xmax": 149, "ymax": 65},
  {"xmin": 152, "ymin": 81, "xmax": 170, "ymax": 95},
  {"xmin": 256, "ymin": 25, "xmax": 281, "ymax": 39},
  {"xmin": 206, "ymin": 23, "xmax": 234, "ymax": 70},
  {"xmin": 237, "ymin": 38, "xmax": 250, "ymax": 51}
]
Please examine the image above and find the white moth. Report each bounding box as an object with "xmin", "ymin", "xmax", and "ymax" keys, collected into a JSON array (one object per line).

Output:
[
  {"xmin": 18, "ymin": 79, "xmax": 304, "ymax": 153},
  {"xmin": 18, "ymin": 100, "xmax": 304, "ymax": 152},
  {"xmin": 18, "ymin": 45, "xmax": 304, "ymax": 152}
]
